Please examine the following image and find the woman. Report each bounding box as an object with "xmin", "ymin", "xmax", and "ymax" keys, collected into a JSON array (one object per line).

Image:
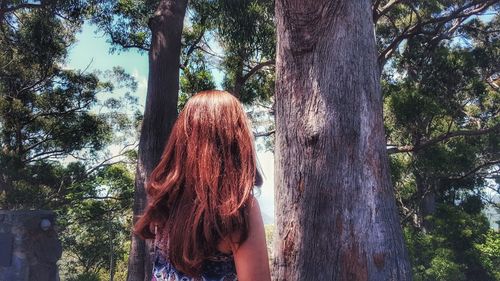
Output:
[{"xmin": 134, "ymin": 90, "xmax": 271, "ymax": 281}]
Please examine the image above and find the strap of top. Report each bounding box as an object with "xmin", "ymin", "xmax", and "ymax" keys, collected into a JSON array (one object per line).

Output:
[{"xmin": 154, "ymin": 224, "xmax": 158, "ymax": 248}]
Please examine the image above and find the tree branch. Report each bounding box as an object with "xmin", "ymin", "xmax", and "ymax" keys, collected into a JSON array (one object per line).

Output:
[
  {"xmin": 378, "ymin": 0, "xmax": 496, "ymax": 66},
  {"xmin": 388, "ymin": 123, "xmax": 500, "ymax": 154},
  {"xmin": 241, "ymin": 60, "xmax": 275, "ymax": 83},
  {"xmin": 1, "ymin": 3, "xmax": 43, "ymax": 14},
  {"xmin": 106, "ymin": 26, "xmax": 150, "ymax": 52},
  {"xmin": 446, "ymin": 160, "xmax": 500, "ymax": 181},
  {"xmin": 374, "ymin": 0, "xmax": 406, "ymax": 22},
  {"xmin": 253, "ymin": 129, "xmax": 275, "ymax": 138},
  {"xmin": 181, "ymin": 18, "xmax": 207, "ymax": 68},
  {"xmin": 84, "ymin": 142, "xmax": 138, "ymax": 177},
  {"xmin": 0, "ymin": 0, "xmax": 58, "ymax": 22}
]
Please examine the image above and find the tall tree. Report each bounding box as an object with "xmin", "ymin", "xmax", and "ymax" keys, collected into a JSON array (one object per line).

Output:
[
  {"xmin": 384, "ymin": 13, "xmax": 500, "ymax": 281},
  {"xmin": 88, "ymin": 1, "xmax": 276, "ymax": 278},
  {"xmin": 0, "ymin": 4, "xmax": 138, "ymax": 280},
  {"xmin": 272, "ymin": 0, "xmax": 412, "ymax": 280},
  {"xmin": 385, "ymin": 16, "xmax": 500, "ymax": 231},
  {"xmin": 0, "ymin": 3, "xmax": 136, "ymax": 210},
  {"xmin": 126, "ymin": 1, "xmax": 188, "ymax": 281}
]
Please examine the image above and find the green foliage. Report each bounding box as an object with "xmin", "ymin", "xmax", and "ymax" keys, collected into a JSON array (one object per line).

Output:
[
  {"xmin": 405, "ymin": 203, "xmax": 496, "ymax": 281},
  {"xmin": 475, "ymin": 230, "xmax": 500, "ymax": 280},
  {"xmin": 385, "ymin": 9, "xmax": 499, "ymax": 280},
  {"xmin": 61, "ymin": 225, "xmax": 133, "ymax": 281},
  {"xmin": 425, "ymin": 248, "xmax": 465, "ymax": 281},
  {"xmin": 179, "ymin": 52, "xmax": 216, "ymax": 110},
  {"xmin": 0, "ymin": 4, "xmax": 138, "ymax": 280},
  {"xmin": 0, "ymin": 6, "xmax": 138, "ymax": 209},
  {"xmin": 214, "ymin": 0, "xmax": 275, "ymax": 103},
  {"xmin": 67, "ymin": 272, "xmax": 101, "ymax": 281},
  {"xmin": 88, "ymin": 0, "xmax": 156, "ymax": 52},
  {"xmin": 90, "ymin": 0, "xmax": 276, "ymax": 105}
]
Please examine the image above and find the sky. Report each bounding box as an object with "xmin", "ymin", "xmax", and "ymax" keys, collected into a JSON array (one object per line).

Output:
[{"xmin": 66, "ymin": 23, "xmax": 276, "ymax": 223}]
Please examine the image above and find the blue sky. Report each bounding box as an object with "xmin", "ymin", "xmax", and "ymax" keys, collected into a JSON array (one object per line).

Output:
[
  {"xmin": 67, "ymin": 24, "xmax": 149, "ymax": 105},
  {"xmin": 66, "ymin": 23, "xmax": 276, "ymax": 223},
  {"xmin": 67, "ymin": 24, "xmax": 149, "ymax": 74}
]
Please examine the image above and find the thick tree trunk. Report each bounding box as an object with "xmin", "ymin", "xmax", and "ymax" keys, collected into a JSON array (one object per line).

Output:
[
  {"xmin": 272, "ymin": 1, "xmax": 412, "ymax": 280},
  {"xmin": 126, "ymin": 1, "xmax": 188, "ymax": 281}
]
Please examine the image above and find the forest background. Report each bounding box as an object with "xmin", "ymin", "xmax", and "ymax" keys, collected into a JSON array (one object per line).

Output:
[{"xmin": 0, "ymin": 0, "xmax": 498, "ymax": 280}]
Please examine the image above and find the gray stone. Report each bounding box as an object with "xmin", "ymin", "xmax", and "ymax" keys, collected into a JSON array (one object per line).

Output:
[{"xmin": 0, "ymin": 210, "xmax": 61, "ymax": 281}]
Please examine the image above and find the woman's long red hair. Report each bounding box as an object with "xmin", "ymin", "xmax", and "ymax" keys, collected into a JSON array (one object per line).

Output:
[{"xmin": 133, "ymin": 90, "xmax": 262, "ymax": 276}]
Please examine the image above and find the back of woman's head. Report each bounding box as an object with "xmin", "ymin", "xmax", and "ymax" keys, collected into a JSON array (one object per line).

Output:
[{"xmin": 134, "ymin": 90, "xmax": 262, "ymax": 276}]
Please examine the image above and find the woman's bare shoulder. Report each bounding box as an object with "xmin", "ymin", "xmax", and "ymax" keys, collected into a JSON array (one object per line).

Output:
[{"xmin": 231, "ymin": 195, "xmax": 271, "ymax": 281}]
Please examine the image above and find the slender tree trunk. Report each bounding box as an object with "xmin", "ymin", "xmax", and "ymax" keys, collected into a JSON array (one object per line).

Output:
[
  {"xmin": 415, "ymin": 172, "xmax": 436, "ymax": 232},
  {"xmin": 126, "ymin": 1, "xmax": 188, "ymax": 280},
  {"xmin": 272, "ymin": 1, "xmax": 412, "ymax": 280}
]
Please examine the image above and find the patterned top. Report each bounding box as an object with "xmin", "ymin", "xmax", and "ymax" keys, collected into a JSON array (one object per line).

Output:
[{"xmin": 152, "ymin": 225, "xmax": 238, "ymax": 281}]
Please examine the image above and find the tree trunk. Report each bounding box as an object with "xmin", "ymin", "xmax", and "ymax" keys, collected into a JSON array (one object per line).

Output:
[
  {"xmin": 415, "ymin": 172, "xmax": 436, "ymax": 232},
  {"xmin": 126, "ymin": 1, "xmax": 188, "ymax": 281},
  {"xmin": 272, "ymin": 1, "xmax": 412, "ymax": 280}
]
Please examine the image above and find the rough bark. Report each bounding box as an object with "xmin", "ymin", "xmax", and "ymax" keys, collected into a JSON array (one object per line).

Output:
[
  {"xmin": 126, "ymin": 1, "xmax": 188, "ymax": 281},
  {"xmin": 272, "ymin": 1, "xmax": 412, "ymax": 280}
]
